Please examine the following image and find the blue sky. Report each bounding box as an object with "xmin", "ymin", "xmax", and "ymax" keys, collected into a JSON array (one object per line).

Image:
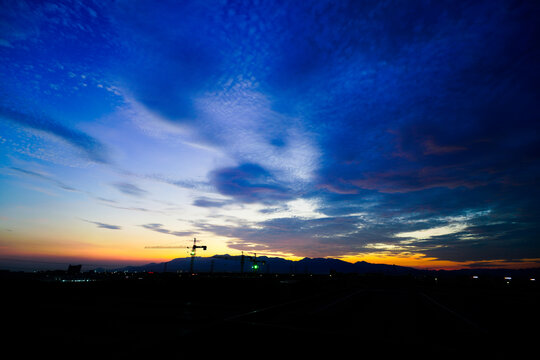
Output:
[{"xmin": 1, "ymin": 0, "xmax": 539, "ymax": 270}]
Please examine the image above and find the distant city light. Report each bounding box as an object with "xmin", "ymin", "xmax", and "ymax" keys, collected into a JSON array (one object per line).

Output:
[
  {"xmin": 504, "ymin": 276, "xmax": 512, "ymax": 280},
  {"xmin": 473, "ymin": 276, "xmax": 479, "ymax": 279},
  {"xmin": 531, "ymin": 278, "xmax": 536, "ymax": 281}
]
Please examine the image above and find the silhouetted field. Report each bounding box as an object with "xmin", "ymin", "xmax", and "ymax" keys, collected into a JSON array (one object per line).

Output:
[{"xmin": 1, "ymin": 271, "xmax": 538, "ymax": 358}]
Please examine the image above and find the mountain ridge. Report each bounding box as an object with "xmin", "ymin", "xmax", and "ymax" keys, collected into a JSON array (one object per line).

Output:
[{"xmin": 118, "ymin": 254, "xmax": 540, "ymax": 277}]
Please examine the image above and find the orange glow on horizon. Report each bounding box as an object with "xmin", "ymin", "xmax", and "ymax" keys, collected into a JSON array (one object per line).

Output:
[
  {"xmin": 2, "ymin": 229, "xmax": 539, "ymax": 271},
  {"xmin": 339, "ymin": 253, "xmax": 540, "ymax": 270}
]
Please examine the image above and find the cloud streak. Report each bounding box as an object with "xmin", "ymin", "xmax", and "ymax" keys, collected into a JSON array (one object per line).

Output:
[
  {"xmin": 9, "ymin": 166, "xmax": 78, "ymax": 192},
  {"xmin": 140, "ymin": 223, "xmax": 192, "ymax": 237},
  {"xmin": 192, "ymin": 197, "xmax": 233, "ymax": 208},
  {"xmin": 112, "ymin": 182, "xmax": 147, "ymax": 197},
  {"xmin": 0, "ymin": 106, "xmax": 109, "ymax": 164},
  {"xmin": 82, "ymin": 219, "xmax": 122, "ymax": 230}
]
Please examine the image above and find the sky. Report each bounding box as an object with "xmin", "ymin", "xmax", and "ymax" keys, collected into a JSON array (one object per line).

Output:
[{"xmin": 1, "ymin": 0, "xmax": 539, "ymax": 271}]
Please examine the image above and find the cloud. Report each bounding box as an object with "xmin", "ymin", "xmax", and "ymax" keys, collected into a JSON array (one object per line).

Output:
[
  {"xmin": 349, "ymin": 166, "xmax": 490, "ymax": 194},
  {"xmin": 394, "ymin": 224, "xmax": 468, "ymax": 241},
  {"xmin": 195, "ymin": 194, "xmax": 540, "ymax": 262},
  {"xmin": 196, "ymin": 215, "xmax": 378, "ymax": 257},
  {"xmin": 192, "ymin": 197, "xmax": 232, "ymax": 208},
  {"xmin": 418, "ymin": 219, "xmax": 540, "ymax": 262},
  {"xmin": 114, "ymin": 0, "xmax": 539, "ymax": 262},
  {"xmin": 422, "ymin": 138, "xmax": 467, "ymax": 156},
  {"xmin": 9, "ymin": 166, "xmax": 78, "ymax": 192},
  {"xmin": 138, "ymin": 173, "xmax": 213, "ymax": 193},
  {"xmin": 140, "ymin": 223, "xmax": 192, "ymax": 237},
  {"xmin": 209, "ymin": 163, "xmax": 295, "ymax": 204},
  {"xmin": 0, "ymin": 106, "xmax": 109, "ymax": 164},
  {"xmin": 1, "ymin": 0, "xmax": 539, "ymax": 265},
  {"xmin": 82, "ymin": 219, "xmax": 122, "ymax": 230},
  {"xmin": 112, "ymin": 182, "xmax": 147, "ymax": 197}
]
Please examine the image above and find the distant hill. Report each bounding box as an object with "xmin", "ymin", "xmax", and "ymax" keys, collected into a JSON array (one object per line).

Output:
[
  {"xmin": 117, "ymin": 255, "xmax": 540, "ymax": 280},
  {"xmin": 120, "ymin": 255, "xmax": 421, "ymax": 275}
]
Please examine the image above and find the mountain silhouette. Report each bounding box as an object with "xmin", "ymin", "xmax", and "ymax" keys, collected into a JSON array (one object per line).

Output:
[
  {"xmin": 115, "ymin": 255, "xmax": 540, "ymax": 281},
  {"xmin": 120, "ymin": 255, "xmax": 420, "ymax": 275}
]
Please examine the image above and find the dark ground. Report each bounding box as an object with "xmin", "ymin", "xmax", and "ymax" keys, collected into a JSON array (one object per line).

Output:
[{"xmin": 1, "ymin": 271, "xmax": 538, "ymax": 358}]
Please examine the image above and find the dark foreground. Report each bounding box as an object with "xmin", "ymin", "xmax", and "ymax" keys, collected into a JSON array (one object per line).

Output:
[{"xmin": 2, "ymin": 271, "xmax": 538, "ymax": 358}]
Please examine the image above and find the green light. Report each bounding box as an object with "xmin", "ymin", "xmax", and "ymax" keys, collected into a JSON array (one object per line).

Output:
[
  {"xmin": 191, "ymin": 251, "xmax": 195, "ymax": 255},
  {"xmin": 253, "ymin": 264, "xmax": 259, "ymax": 269}
]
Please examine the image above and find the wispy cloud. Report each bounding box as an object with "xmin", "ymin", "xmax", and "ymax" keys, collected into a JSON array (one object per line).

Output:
[
  {"xmin": 140, "ymin": 223, "xmax": 192, "ymax": 237},
  {"xmin": 112, "ymin": 182, "xmax": 147, "ymax": 197},
  {"xmin": 82, "ymin": 219, "xmax": 122, "ymax": 230},
  {"xmin": 8, "ymin": 166, "xmax": 78, "ymax": 192},
  {"xmin": 192, "ymin": 197, "xmax": 233, "ymax": 208},
  {"xmin": 0, "ymin": 106, "xmax": 109, "ymax": 164}
]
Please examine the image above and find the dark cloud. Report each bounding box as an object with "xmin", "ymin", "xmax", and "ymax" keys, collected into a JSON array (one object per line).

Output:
[
  {"xmin": 196, "ymin": 215, "xmax": 396, "ymax": 258},
  {"xmin": 419, "ymin": 219, "xmax": 540, "ymax": 262},
  {"xmin": 192, "ymin": 197, "xmax": 232, "ymax": 208},
  {"xmin": 196, "ymin": 188, "xmax": 540, "ymax": 261},
  {"xmin": 209, "ymin": 163, "xmax": 294, "ymax": 204},
  {"xmin": 307, "ymin": 0, "xmax": 540, "ymax": 195}
]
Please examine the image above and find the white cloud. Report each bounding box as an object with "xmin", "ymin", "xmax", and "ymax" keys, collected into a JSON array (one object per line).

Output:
[
  {"xmin": 195, "ymin": 85, "xmax": 321, "ymax": 186},
  {"xmin": 394, "ymin": 223, "xmax": 468, "ymax": 240}
]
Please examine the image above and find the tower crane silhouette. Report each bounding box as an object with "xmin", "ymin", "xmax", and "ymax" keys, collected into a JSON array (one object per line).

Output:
[{"xmin": 145, "ymin": 237, "xmax": 207, "ymax": 274}]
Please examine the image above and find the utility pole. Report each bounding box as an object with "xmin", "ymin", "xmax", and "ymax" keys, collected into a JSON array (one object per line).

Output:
[
  {"xmin": 214, "ymin": 251, "xmax": 265, "ymax": 274},
  {"xmin": 249, "ymin": 253, "xmax": 265, "ymax": 272}
]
